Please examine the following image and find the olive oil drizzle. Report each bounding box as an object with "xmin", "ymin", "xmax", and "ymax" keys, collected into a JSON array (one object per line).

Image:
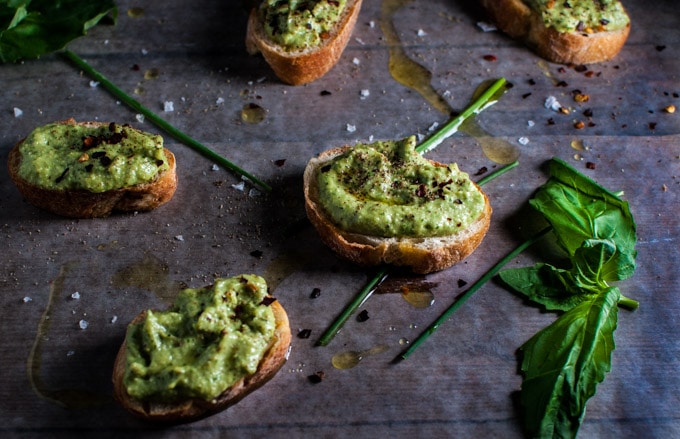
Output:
[
  {"xmin": 27, "ymin": 263, "xmax": 110, "ymax": 408},
  {"xmin": 380, "ymin": 0, "xmax": 519, "ymax": 164},
  {"xmin": 332, "ymin": 344, "xmax": 390, "ymax": 370}
]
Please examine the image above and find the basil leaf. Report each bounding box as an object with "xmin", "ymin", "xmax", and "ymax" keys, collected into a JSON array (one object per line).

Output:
[
  {"xmin": 499, "ymin": 263, "xmax": 588, "ymax": 311},
  {"xmin": 529, "ymin": 158, "xmax": 637, "ymax": 280},
  {"xmin": 0, "ymin": 0, "xmax": 117, "ymax": 63},
  {"xmin": 519, "ymin": 287, "xmax": 620, "ymax": 439}
]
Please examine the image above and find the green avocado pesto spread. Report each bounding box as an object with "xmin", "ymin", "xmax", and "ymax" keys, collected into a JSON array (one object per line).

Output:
[
  {"xmin": 17, "ymin": 122, "xmax": 168, "ymax": 193},
  {"xmin": 260, "ymin": 0, "xmax": 347, "ymax": 51},
  {"xmin": 316, "ymin": 136, "xmax": 486, "ymax": 238},
  {"xmin": 524, "ymin": 0, "xmax": 629, "ymax": 33},
  {"xmin": 123, "ymin": 275, "xmax": 277, "ymax": 402}
]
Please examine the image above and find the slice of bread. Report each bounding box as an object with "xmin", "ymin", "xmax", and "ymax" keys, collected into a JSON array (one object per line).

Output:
[
  {"xmin": 245, "ymin": 0, "xmax": 363, "ymax": 85},
  {"xmin": 303, "ymin": 146, "xmax": 492, "ymax": 274},
  {"xmin": 479, "ymin": 0, "xmax": 630, "ymax": 64},
  {"xmin": 112, "ymin": 297, "xmax": 291, "ymax": 423},
  {"xmin": 8, "ymin": 119, "xmax": 177, "ymax": 218}
]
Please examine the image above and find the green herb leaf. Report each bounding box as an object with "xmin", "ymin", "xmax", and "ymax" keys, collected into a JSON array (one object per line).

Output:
[
  {"xmin": 529, "ymin": 158, "xmax": 637, "ymax": 277},
  {"xmin": 519, "ymin": 286, "xmax": 620, "ymax": 439},
  {"xmin": 499, "ymin": 263, "xmax": 587, "ymax": 311},
  {"xmin": 0, "ymin": 0, "xmax": 117, "ymax": 63}
]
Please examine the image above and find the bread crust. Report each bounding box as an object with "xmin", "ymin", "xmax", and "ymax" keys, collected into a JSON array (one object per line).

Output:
[
  {"xmin": 8, "ymin": 119, "xmax": 177, "ymax": 218},
  {"xmin": 303, "ymin": 146, "xmax": 492, "ymax": 274},
  {"xmin": 479, "ymin": 0, "xmax": 631, "ymax": 64},
  {"xmin": 112, "ymin": 298, "xmax": 291, "ymax": 423},
  {"xmin": 245, "ymin": 0, "xmax": 363, "ymax": 85}
]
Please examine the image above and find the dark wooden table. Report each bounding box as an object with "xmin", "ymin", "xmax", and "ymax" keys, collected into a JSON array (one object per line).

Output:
[{"xmin": 1, "ymin": 1, "xmax": 678, "ymax": 437}]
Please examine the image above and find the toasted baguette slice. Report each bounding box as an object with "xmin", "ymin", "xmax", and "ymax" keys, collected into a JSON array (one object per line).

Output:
[
  {"xmin": 112, "ymin": 298, "xmax": 291, "ymax": 423},
  {"xmin": 479, "ymin": 0, "xmax": 630, "ymax": 64},
  {"xmin": 303, "ymin": 146, "xmax": 492, "ymax": 274},
  {"xmin": 8, "ymin": 119, "xmax": 177, "ymax": 218},
  {"xmin": 245, "ymin": 0, "xmax": 362, "ymax": 85}
]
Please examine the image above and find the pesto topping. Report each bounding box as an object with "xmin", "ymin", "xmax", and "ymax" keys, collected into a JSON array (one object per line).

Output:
[
  {"xmin": 316, "ymin": 136, "xmax": 486, "ymax": 238},
  {"xmin": 260, "ymin": 0, "xmax": 347, "ymax": 51},
  {"xmin": 123, "ymin": 275, "xmax": 276, "ymax": 402},
  {"xmin": 17, "ymin": 122, "xmax": 168, "ymax": 193},
  {"xmin": 524, "ymin": 0, "xmax": 629, "ymax": 33}
]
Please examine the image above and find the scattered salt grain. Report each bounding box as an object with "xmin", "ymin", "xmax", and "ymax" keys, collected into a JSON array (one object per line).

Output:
[
  {"xmin": 232, "ymin": 181, "xmax": 245, "ymax": 191},
  {"xmin": 544, "ymin": 96, "xmax": 562, "ymax": 112},
  {"xmin": 428, "ymin": 121, "xmax": 440, "ymax": 132},
  {"xmin": 13, "ymin": 107, "xmax": 23, "ymax": 118},
  {"xmin": 135, "ymin": 114, "xmax": 145, "ymax": 123},
  {"xmin": 78, "ymin": 320, "xmax": 89, "ymax": 330},
  {"xmin": 360, "ymin": 89, "xmax": 370, "ymax": 99},
  {"xmin": 249, "ymin": 188, "xmax": 262, "ymax": 198},
  {"xmin": 70, "ymin": 292, "xmax": 80, "ymax": 300},
  {"xmin": 163, "ymin": 101, "xmax": 174, "ymax": 112},
  {"xmin": 346, "ymin": 124, "xmax": 357, "ymax": 133},
  {"xmin": 211, "ymin": 164, "xmax": 220, "ymax": 171},
  {"xmin": 111, "ymin": 315, "xmax": 118, "ymax": 324},
  {"xmin": 477, "ymin": 21, "xmax": 497, "ymax": 32},
  {"xmin": 141, "ymin": 48, "xmax": 148, "ymax": 55},
  {"xmin": 67, "ymin": 350, "xmax": 75, "ymax": 357},
  {"xmin": 89, "ymin": 80, "xmax": 100, "ymax": 88},
  {"xmin": 518, "ymin": 137, "xmax": 530, "ymax": 145},
  {"xmin": 174, "ymin": 235, "xmax": 184, "ymax": 242},
  {"xmin": 216, "ymin": 97, "xmax": 225, "ymax": 105},
  {"xmin": 22, "ymin": 296, "xmax": 32, "ymax": 303},
  {"xmin": 355, "ymin": 37, "xmax": 365, "ymax": 45},
  {"xmin": 369, "ymin": 20, "xmax": 375, "ymax": 28},
  {"xmin": 352, "ymin": 58, "xmax": 360, "ymax": 65},
  {"xmin": 417, "ymin": 29, "xmax": 427, "ymax": 37},
  {"xmin": 527, "ymin": 120, "xmax": 535, "ymax": 128}
]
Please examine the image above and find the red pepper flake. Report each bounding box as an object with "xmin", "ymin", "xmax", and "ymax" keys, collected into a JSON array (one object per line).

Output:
[
  {"xmin": 483, "ymin": 54, "xmax": 497, "ymax": 62},
  {"xmin": 297, "ymin": 329, "xmax": 312, "ymax": 339},
  {"xmin": 320, "ymin": 90, "xmax": 332, "ymax": 96},
  {"xmin": 649, "ymin": 122, "xmax": 657, "ymax": 130},
  {"xmin": 574, "ymin": 64, "xmax": 588, "ymax": 72},
  {"xmin": 259, "ymin": 296, "xmax": 277, "ymax": 307},
  {"xmin": 320, "ymin": 165, "xmax": 332, "ymax": 173},
  {"xmin": 585, "ymin": 71, "xmax": 595, "ymax": 78},
  {"xmin": 274, "ymin": 159, "xmax": 286, "ymax": 167},
  {"xmin": 310, "ymin": 287, "xmax": 321, "ymax": 299},
  {"xmin": 586, "ymin": 162, "xmax": 596, "ymax": 170},
  {"xmin": 308, "ymin": 371, "xmax": 325, "ymax": 384},
  {"xmin": 574, "ymin": 120, "xmax": 585, "ymax": 129},
  {"xmin": 415, "ymin": 184, "xmax": 427, "ymax": 197},
  {"xmin": 131, "ymin": 64, "xmax": 140, "ymax": 71},
  {"xmin": 457, "ymin": 279, "xmax": 467, "ymax": 288},
  {"xmin": 656, "ymin": 45, "xmax": 667, "ymax": 52},
  {"xmin": 556, "ymin": 80, "xmax": 568, "ymax": 87},
  {"xmin": 474, "ymin": 167, "xmax": 488, "ymax": 176},
  {"xmin": 547, "ymin": 117, "xmax": 556, "ymax": 125},
  {"xmin": 522, "ymin": 92, "xmax": 532, "ymax": 99},
  {"xmin": 583, "ymin": 108, "xmax": 593, "ymax": 118},
  {"xmin": 250, "ymin": 249, "xmax": 264, "ymax": 258},
  {"xmin": 55, "ymin": 167, "xmax": 70, "ymax": 183},
  {"xmin": 528, "ymin": 78, "xmax": 536, "ymax": 85},
  {"xmin": 357, "ymin": 309, "xmax": 370, "ymax": 322}
]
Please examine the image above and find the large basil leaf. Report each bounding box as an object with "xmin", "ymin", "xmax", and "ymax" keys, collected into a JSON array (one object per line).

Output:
[
  {"xmin": 519, "ymin": 287, "xmax": 620, "ymax": 439},
  {"xmin": 0, "ymin": 0, "xmax": 117, "ymax": 63},
  {"xmin": 499, "ymin": 263, "xmax": 587, "ymax": 311},
  {"xmin": 529, "ymin": 158, "xmax": 637, "ymax": 279}
]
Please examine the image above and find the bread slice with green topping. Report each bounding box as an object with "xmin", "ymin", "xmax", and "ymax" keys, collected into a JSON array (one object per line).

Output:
[
  {"xmin": 245, "ymin": 0, "xmax": 363, "ymax": 85},
  {"xmin": 303, "ymin": 146, "xmax": 492, "ymax": 274},
  {"xmin": 112, "ymin": 285, "xmax": 291, "ymax": 423},
  {"xmin": 479, "ymin": 0, "xmax": 631, "ymax": 64},
  {"xmin": 8, "ymin": 119, "xmax": 177, "ymax": 218}
]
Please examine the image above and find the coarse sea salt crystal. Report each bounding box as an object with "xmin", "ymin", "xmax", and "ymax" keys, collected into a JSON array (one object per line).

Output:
[
  {"xmin": 135, "ymin": 114, "xmax": 145, "ymax": 123},
  {"xmin": 518, "ymin": 137, "xmax": 530, "ymax": 145},
  {"xmin": 164, "ymin": 101, "xmax": 174, "ymax": 112},
  {"xmin": 360, "ymin": 89, "xmax": 370, "ymax": 99},
  {"xmin": 527, "ymin": 120, "xmax": 535, "ymax": 127},
  {"xmin": 13, "ymin": 107, "xmax": 23, "ymax": 118},
  {"xmin": 417, "ymin": 29, "xmax": 427, "ymax": 37},
  {"xmin": 89, "ymin": 80, "xmax": 100, "ymax": 88},
  {"xmin": 22, "ymin": 296, "xmax": 32, "ymax": 303},
  {"xmin": 111, "ymin": 315, "xmax": 118, "ymax": 324},
  {"xmin": 232, "ymin": 181, "xmax": 245, "ymax": 191},
  {"xmin": 78, "ymin": 320, "xmax": 89, "ymax": 330},
  {"xmin": 544, "ymin": 96, "xmax": 562, "ymax": 112},
  {"xmin": 216, "ymin": 97, "xmax": 225, "ymax": 105},
  {"xmin": 70, "ymin": 292, "xmax": 80, "ymax": 300},
  {"xmin": 352, "ymin": 58, "xmax": 360, "ymax": 65},
  {"xmin": 477, "ymin": 21, "xmax": 497, "ymax": 32},
  {"xmin": 174, "ymin": 235, "xmax": 184, "ymax": 242},
  {"xmin": 346, "ymin": 124, "xmax": 357, "ymax": 133},
  {"xmin": 211, "ymin": 164, "xmax": 220, "ymax": 171}
]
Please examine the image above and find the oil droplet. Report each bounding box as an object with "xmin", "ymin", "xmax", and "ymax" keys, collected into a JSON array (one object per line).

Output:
[
  {"xmin": 331, "ymin": 344, "xmax": 389, "ymax": 370},
  {"xmin": 400, "ymin": 286, "xmax": 434, "ymax": 309},
  {"xmin": 127, "ymin": 7, "xmax": 145, "ymax": 18},
  {"xmin": 399, "ymin": 338, "xmax": 410, "ymax": 346},
  {"xmin": 571, "ymin": 139, "xmax": 585, "ymax": 151},
  {"xmin": 144, "ymin": 68, "xmax": 160, "ymax": 80},
  {"xmin": 111, "ymin": 254, "xmax": 180, "ymax": 305},
  {"xmin": 380, "ymin": 0, "xmax": 518, "ymax": 164},
  {"xmin": 573, "ymin": 153, "xmax": 583, "ymax": 161},
  {"xmin": 241, "ymin": 103, "xmax": 267, "ymax": 124},
  {"xmin": 134, "ymin": 86, "xmax": 145, "ymax": 95}
]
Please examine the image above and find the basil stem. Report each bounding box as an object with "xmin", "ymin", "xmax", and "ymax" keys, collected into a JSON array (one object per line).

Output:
[
  {"xmin": 316, "ymin": 159, "xmax": 519, "ymax": 347},
  {"xmin": 398, "ymin": 226, "xmax": 553, "ymax": 360},
  {"xmin": 61, "ymin": 49, "xmax": 272, "ymax": 192}
]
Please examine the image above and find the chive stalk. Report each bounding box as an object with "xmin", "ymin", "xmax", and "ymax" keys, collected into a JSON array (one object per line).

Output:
[
  {"xmin": 398, "ymin": 226, "xmax": 553, "ymax": 360},
  {"xmin": 61, "ymin": 49, "xmax": 272, "ymax": 192}
]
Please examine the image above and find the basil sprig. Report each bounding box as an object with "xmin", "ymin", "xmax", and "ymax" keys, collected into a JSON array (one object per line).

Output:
[
  {"xmin": 499, "ymin": 157, "xmax": 638, "ymax": 438},
  {"xmin": 0, "ymin": 0, "xmax": 116, "ymax": 63}
]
